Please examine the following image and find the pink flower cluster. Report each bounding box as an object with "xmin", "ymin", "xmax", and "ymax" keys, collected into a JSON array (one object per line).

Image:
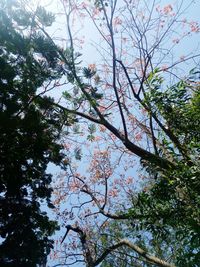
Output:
[
  {"xmin": 190, "ymin": 22, "xmax": 200, "ymax": 33},
  {"xmin": 163, "ymin": 4, "xmax": 173, "ymax": 15}
]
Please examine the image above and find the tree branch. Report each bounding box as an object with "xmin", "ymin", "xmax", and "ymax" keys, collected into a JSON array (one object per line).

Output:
[{"xmin": 94, "ymin": 239, "xmax": 176, "ymax": 267}]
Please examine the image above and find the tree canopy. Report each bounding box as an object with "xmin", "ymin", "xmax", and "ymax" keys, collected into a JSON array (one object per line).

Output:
[
  {"xmin": 0, "ymin": 0, "xmax": 200, "ymax": 266},
  {"xmin": 0, "ymin": 0, "xmax": 67, "ymax": 265}
]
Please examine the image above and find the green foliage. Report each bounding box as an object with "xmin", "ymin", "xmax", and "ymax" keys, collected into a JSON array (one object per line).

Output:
[
  {"xmin": 126, "ymin": 70, "xmax": 200, "ymax": 266},
  {"xmin": 87, "ymin": 123, "xmax": 96, "ymax": 141},
  {"xmin": 90, "ymin": 87, "xmax": 103, "ymax": 100},
  {"xmin": 36, "ymin": 6, "xmax": 55, "ymax": 27},
  {"xmin": 83, "ymin": 67, "xmax": 96, "ymax": 78},
  {"xmin": 74, "ymin": 147, "xmax": 82, "ymax": 160},
  {"xmin": 0, "ymin": 1, "xmax": 65, "ymax": 266}
]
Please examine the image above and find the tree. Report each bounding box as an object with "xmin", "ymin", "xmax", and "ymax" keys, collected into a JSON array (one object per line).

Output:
[
  {"xmin": 3, "ymin": 0, "xmax": 200, "ymax": 266},
  {"xmin": 0, "ymin": 0, "xmax": 69, "ymax": 265}
]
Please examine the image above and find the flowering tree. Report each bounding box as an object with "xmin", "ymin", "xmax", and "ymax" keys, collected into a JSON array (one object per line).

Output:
[{"xmin": 10, "ymin": 0, "xmax": 200, "ymax": 266}]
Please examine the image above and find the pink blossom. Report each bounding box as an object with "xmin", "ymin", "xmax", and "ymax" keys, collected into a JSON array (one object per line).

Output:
[
  {"xmin": 88, "ymin": 63, "xmax": 96, "ymax": 71},
  {"xmin": 99, "ymin": 105, "xmax": 107, "ymax": 113},
  {"xmin": 190, "ymin": 22, "xmax": 200, "ymax": 33},
  {"xmin": 92, "ymin": 8, "xmax": 100, "ymax": 18},
  {"xmin": 109, "ymin": 189, "xmax": 119, "ymax": 197},
  {"xmin": 93, "ymin": 136, "xmax": 102, "ymax": 141},
  {"xmin": 126, "ymin": 176, "xmax": 133, "ymax": 185},
  {"xmin": 161, "ymin": 65, "xmax": 168, "ymax": 71},
  {"xmin": 113, "ymin": 17, "xmax": 122, "ymax": 26},
  {"xmin": 99, "ymin": 125, "xmax": 106, "ymax": 132},
  {"xmin": 80, "ymin": 2, "xmax": 87, "ymax": 8},
  {"xmin": 163, "ymin": 4, "xmax": 173, "ymax": 15},
  {"xmin": 63, "ymin": 143, "xmax": 71, "ymax": 149},
  {"xmin": 135, "ymin": 132, "xmax": 142, "ymax": 141}
]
